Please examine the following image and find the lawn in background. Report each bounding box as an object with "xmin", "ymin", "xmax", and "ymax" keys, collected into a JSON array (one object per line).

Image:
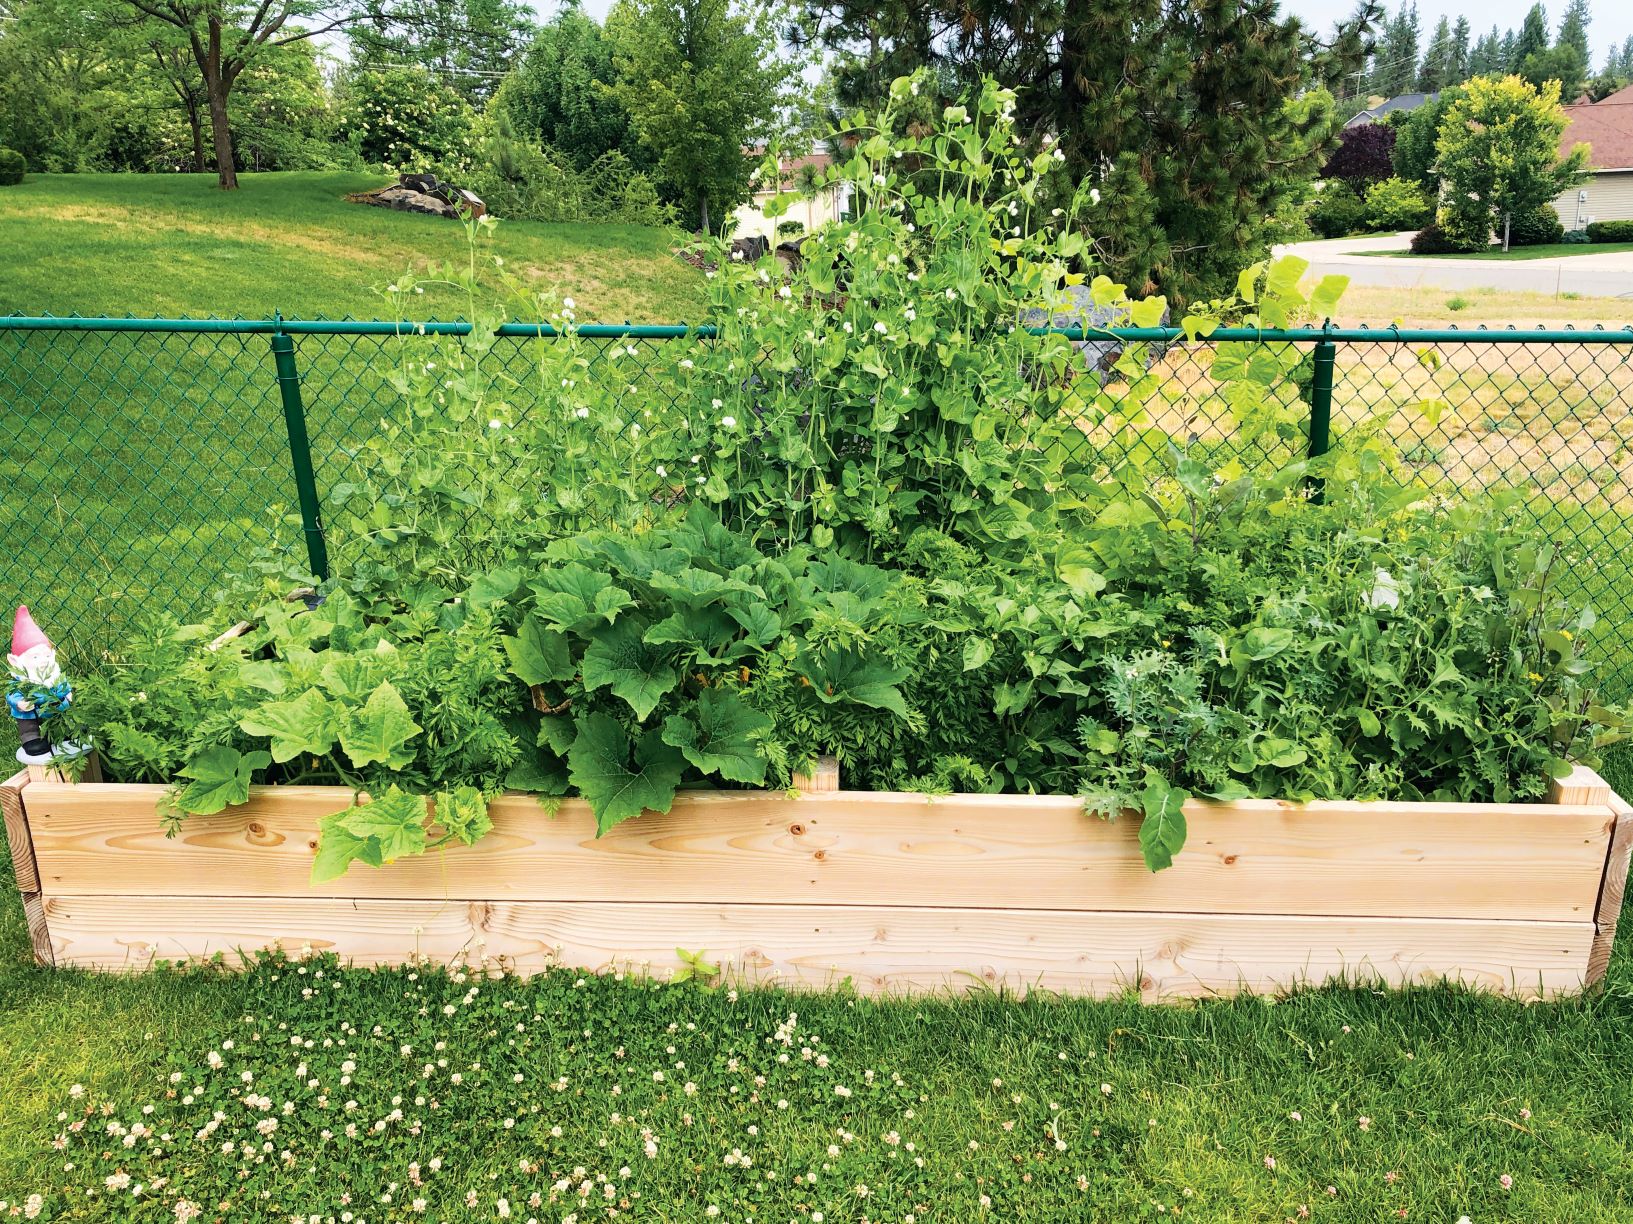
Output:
[
  {"xmin": 0, "ymin": 172, "xmax": 705, "ymax": 322},
  {"xmin": 1358, "ymin": 241, "xmax": 1633, "ymax": 262}
]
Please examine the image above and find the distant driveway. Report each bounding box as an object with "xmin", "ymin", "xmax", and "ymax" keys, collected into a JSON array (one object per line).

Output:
[{"xmin": 1275, "ymin": 233, "xmax": 1633, "ymax": 299}]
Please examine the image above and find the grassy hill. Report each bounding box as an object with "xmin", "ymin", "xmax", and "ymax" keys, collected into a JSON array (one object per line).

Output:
[{"xmin": 0, "ymin": 171, "xmax": 705, "ymax": 321}]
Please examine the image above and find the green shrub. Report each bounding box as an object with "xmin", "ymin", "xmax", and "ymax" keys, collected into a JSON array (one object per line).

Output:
[
  {"xmin": 0, "ymin": 147, "xmax": 24, "ymax": 186},
  {"xmin": 1586, "ymin": 219, "xmax": 1633, "ymax": 242},
  {"xmin": 1308, "ymin": 181, "xmax": 1368, "ymax": 238},
  {"xmin": 465, "ymin": 111, "xmax": 672, "ymax": 226},
  {"xmin": 1410, "ymin": 222, "xmax": 1483, "ymax": 254},
  {"xmin": 776, "ymin": 220, "xmax": 805, "ymax": 237},
  {"xmin": 1560, "ymin": 228, "xmax": 1591, "ymax": 244},
  {"xmin": 335, "ymin": 67, "xmax": 478, "ymax": 174},
  {"xmin": 1506, "ymin": 206, "xmax": 1563, "ymax": 246},
  {"xmin": 1446, "ymin": 295, "xmax": 1470, "ymax": 310},
  {"xmin": 1362, "ymin": 176, "xmax": 1432, "ymax": 231}
]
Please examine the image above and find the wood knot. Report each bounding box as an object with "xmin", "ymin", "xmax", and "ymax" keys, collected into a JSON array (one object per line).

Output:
[
  {"xmin": 1222, "ymin": 854, "xmax": 1238, "ymax": 866},
  {"xmin": 812, "ymin": 849, "xmax": 827, "ymax": 861},
  {"xmin": 789, "ymin": 822, "xmax": 806, "ymax": 836}
]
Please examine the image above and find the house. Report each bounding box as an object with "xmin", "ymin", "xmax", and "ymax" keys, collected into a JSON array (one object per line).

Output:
[
  {"xmin": 730, "ymin": 152, "xmax": 852, "ymax": 243},
  {"xmin": 1344, "ymin": 92, "xmax": 1437, "ymax": 128},
  {"xmin": 1553, "ymin": 85, "xmax": 1633, "ymax": 229}
]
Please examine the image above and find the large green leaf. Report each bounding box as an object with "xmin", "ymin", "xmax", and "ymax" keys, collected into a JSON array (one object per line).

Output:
[
  {"xmin": 339, "ymin": 681, "xmax": 422, "ymax": 770},
  {"xmin": 581, "ymin": 620, "xmax": 680, "ymax": 721},
  {"xmin": 529, "ymin": 564, "xmax": 634, "ymax": 632},
  {"xmin": 661, "ymin": 690, "xmax": 772, "ymax": 784},
  {"xmin": 310, "ymin": 814, "xmax": 380, "ymax": 884},
  {"xmin": 567, "ymin": 713, "xmax": 686, "ymax": 835},
  {"xmin": 505, "ymin": 749, "xmax": 570, "ymax": 795},
  {"xmin": 1137, "ymin": 768, "xmax": 1189, "ymax": 872},
  {"xmin": 503, "ymin": 613, "xmax": 576, "ymax": 686},
  {"xmin": 795, "ymin": 647, "xmax": 909, "ymax": 718},
  {"xmin": 238, "ymin": 688, "xmax": 338, "ymax": 763},
  {"xmin": 644, "ymin": 607, "xmax": 740, "ymax": 664},
  {"xmin": 335, "ymin": 786, "xmax": 428, "ymax": 863},
  {"xmin": 176, "ymin": 746, "xmax": 271, "ymax": 815}
]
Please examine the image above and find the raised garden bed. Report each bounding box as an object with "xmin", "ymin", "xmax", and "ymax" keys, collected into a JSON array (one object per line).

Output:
[{"xmin": 5, "ymin": 760, "xmax": 1629, "ymax": 1000}]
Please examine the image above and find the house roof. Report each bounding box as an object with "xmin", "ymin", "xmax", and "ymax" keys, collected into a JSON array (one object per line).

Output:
[
  {"xmin": 1344, "ymin": 92, "xmax": 1436, "ymax": 128},
  {"xmin": 1561, "ymin": 89, "xmax": 1633, "ymax": 170}
]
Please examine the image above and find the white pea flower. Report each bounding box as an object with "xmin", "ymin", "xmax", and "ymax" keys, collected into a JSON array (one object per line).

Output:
[{"xmin": 720, "ymin": 416, "xmax": 737, "ymax": 428}]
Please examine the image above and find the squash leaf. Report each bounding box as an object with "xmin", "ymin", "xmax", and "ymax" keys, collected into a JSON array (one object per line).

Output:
[
  {"xmin": 568, "ymin": 713, "xmax": 686, "ymax": 835},
  {"xmin": 661, "ymin": 690, "xmax": 772, "ymax": 784}
]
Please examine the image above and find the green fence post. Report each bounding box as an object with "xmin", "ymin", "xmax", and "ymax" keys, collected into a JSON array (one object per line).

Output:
[
  {"xmin": 1306, "ymin": 330, "xmax": 1337, "ymax": 504},
  {"xmin": 270, "ymin": 325, "xmax": 330, "ymax": 581}
]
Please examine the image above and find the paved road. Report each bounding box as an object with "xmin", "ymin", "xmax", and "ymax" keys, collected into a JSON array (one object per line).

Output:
[{"xmin": 1274, "ymin": 233, "xmax": 1633, "ymax": 300}]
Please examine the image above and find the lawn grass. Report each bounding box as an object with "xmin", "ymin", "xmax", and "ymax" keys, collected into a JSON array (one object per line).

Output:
[
  {"xmin": 1357, "ymin": 241, "xmax": 1633, "ymax": 262},
  {"xmin": 0, "ymin": 172, "xmax": 705, "ymax": 322}
]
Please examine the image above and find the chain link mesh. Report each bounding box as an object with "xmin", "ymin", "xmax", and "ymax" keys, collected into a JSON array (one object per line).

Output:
[{"xmin": 4, "ymin": 320, "xmax": 1632, "ymax": 698}]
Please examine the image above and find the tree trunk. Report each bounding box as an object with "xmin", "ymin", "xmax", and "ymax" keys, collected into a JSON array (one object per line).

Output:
[
  {"xmin": 207, "ymin": 79, "xmax": 238, "ymax": 190},
  {"xmin": 1502, "ymin": 212, "xmax": 1511, "ymax": 253},
  {"xmin": 700, "ymin": 195, "xmax": 710, "ymax": 234},
  {"xmin": 197, "ymin": 17, "xmax": 238, "ymax": 190}
]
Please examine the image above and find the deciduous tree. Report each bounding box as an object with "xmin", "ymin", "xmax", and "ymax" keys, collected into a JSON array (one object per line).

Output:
[
  {"xmin": 1435, "ymin": 73, "xmax": 1589, "ymax": 250},
  {"xmin": 606, "ymin": 0, "xmax": 795, "ymax": 233}
]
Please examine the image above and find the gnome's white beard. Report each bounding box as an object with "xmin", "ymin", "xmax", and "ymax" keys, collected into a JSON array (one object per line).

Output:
[{"xmin": 8, "ymin": 644, "xmax": 62, "ymax": 689}]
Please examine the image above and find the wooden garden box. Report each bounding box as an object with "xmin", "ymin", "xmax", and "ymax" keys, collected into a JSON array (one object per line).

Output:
[{"xmin": 4, "ymin": 761, "xmax": 1630, "ymax": 1000}]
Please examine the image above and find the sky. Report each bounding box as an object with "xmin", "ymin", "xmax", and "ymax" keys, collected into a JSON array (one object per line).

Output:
[{"xmin": 1286, "ymin": 0, "xmax": 1632, "ymax": 66}]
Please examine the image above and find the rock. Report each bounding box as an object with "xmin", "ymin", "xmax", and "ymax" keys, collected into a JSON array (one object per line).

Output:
[{"xmin": 347, "ymin": 174, "xmax": 486, "ymax": 221}]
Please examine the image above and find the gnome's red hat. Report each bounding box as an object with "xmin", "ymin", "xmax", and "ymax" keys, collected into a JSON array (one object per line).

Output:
[{"xmin": 10, "ymin": 605, "xmax": 51, "ymax": 656}]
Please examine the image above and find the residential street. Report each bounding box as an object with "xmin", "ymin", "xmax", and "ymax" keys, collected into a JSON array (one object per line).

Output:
[{"xmin": 1276, "ymin": 233, "xmax": 1633, "ymax": 299}]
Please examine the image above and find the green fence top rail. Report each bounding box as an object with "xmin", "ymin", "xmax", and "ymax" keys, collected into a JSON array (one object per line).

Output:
[{"xmin": 3, "ymin": 315, "xmax": 1633, "ymax": 345}]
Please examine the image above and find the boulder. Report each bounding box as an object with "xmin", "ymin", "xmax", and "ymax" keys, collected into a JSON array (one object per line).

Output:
[{"xmin": 347, "ymin": 174, "xmax": 486, "ymax": 221}]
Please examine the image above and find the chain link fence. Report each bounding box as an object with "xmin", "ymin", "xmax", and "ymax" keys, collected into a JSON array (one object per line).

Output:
[{"xmin": 4, "ymin": 317, "xmax": 1633, "ymax": 694}]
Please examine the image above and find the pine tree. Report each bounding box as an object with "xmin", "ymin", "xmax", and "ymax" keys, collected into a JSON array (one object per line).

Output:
[
  {"xmin": 1555, "ymin": 0, "xmax": 1590, "ymax": 67},
  {"xmin": 1469, "ymin": 27, "xmax": 1502, "ymax": 76},
  {"xmin": 1499, "ymin": 29, "xmax": 1518, "ymax": 70},
  {"xmin": 1371, "ymin": 2, "xmax": 1421, "ymax": 96},
  {"xmin": 1417, "ymin": 15, "xmax": 1454, "ymax": 91},
  {"xmin": 804, "ymin": 0, "xmax": 1370, "ymax": 303},
  {"xmin": 1448, "ymin": 16, "xmax": 1471, "ymax": 82},
  {"xmin": 1512, "ymin": 4, "xmax": 1549, "ymax": 68}
]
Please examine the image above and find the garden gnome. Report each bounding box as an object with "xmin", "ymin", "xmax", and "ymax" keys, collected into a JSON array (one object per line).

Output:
[{"xmin": 7, "ymin": 605, "xmax": 73, "ymax": 764}]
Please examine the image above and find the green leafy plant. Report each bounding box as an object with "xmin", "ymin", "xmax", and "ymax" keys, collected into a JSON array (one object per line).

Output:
[{"xmin": 70, "ymin": 72, "xmax": 1631, "ymax": 877}]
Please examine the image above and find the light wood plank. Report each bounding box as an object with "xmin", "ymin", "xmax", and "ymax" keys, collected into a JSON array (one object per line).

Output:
[
  {"xmin": 22, "ymin": 893, "xmax": 54, "ymax": 967},
  {"xmin": 41, "ymin": 896, "xmax": 1593, "ymax": 1000},
  {"xmin": 1549, "ymin": 765, "xmax": 1613, "ymax": 806},
  {"xmin": 1587, "ymin": 794, "xmax": 1633, "ymax": 987},
  {"xmin": 1, "ymin": 768, "xmax": 37, "ymax": 893},
  {"xmin": 23, "ymin": 783, "xmax": 1614, "ymax": 921}
]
